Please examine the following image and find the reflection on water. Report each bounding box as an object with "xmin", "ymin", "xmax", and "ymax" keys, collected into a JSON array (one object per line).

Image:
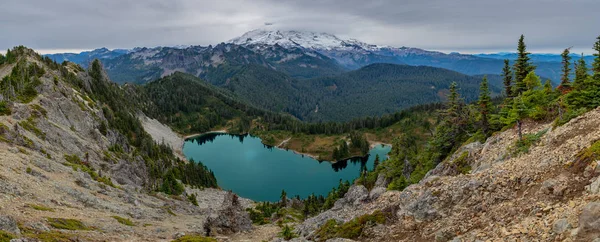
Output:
[{"xmin": 184, "ymin": 133, "xmax": 390, "ymax": 201}]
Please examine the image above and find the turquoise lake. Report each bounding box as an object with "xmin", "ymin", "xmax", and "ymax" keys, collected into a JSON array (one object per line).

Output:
[{"xmin": 182, "ymin": 133, "xmax": 391, "ymax": 202}]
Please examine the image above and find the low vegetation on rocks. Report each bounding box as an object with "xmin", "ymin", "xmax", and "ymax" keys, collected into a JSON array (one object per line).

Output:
[
  {"xmin": 46, "ymin": 218, "xmax": 91, "ymax": 231},
  {"xmin": 315, "ymin": 211, "xmax": 387, "ymax": 241},
  {"xmin": 112, "ymin": 216, "xmax": 135, "ymax": 226}
]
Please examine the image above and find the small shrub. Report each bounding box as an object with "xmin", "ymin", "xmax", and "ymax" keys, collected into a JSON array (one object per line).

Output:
[
  {"xmin": 112, "ymin": 216, "xmax": 135, "ymax": 226},
  {"xmin": 452, "ymin": 151, "xmax": 471, "ymax": 174},
  {"xmin": 0, "ymin": 102, "xmax": 11, "ymax": 116},
  {"xmin": 47, "ymin": 218, "xmax": 91, "ymax": 231},
  {"xmin": 19, "ymin": 117, "xmax": 46, "ymax": 139},
  {"xmin": 19, "ymin": 148, "xmax": 29, "ymax": 154},
  {"xmin": 315, "ymin": 210, "xmax": 387, "ymax": 241},
  {"xmin": 165, "ymin": 208, "xmax": 177, "ymax": 216},
  {"xmin": 30, "ymin": 104, "xmax": 47, "ymax": 117},
  {"xmin": 187, "ymin": 193, "xmax": 199, "ymax": 206},
  {"xmin": 510, "ymin": 129, "xmax": 548, "ymax": 155},
  {"xmin": 27, "ymin": 204, "xmax": 55, "ymax": 212},
  {"xmin": 278, "ymin": 225, "xmax": 297, "ymax": 241}
]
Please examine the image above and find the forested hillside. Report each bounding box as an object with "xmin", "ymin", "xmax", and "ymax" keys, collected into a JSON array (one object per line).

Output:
[
  {"xmin": 301, "ymin": 63, "xmax": 502, "ymax": 121},
  {"xmin": 0, "ymin": 47, "xmax": 218, "ymax": 194}
]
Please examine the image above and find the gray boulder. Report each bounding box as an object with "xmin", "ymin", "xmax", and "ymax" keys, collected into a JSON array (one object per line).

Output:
[
  {"xmin": 0, "ymin": 216, "xmax": 20, "ymax": 235},
  {"xmin": 343, "ymin": 185, "xmax": 369, "ymax": 207},
  {"xmin": 369, "ymin": 187, "xmax": 386, "ymax": 200},
  {"xmin": 204, "ymin": 192, "xmax": 252, "ymax": 235},
  {"xmin": 552, "ymin": 218, "xmax": 571, "ymax": 234},
  {"xmin": 577, "ymin": 202, "xmax": 600, "ymax": 240}
]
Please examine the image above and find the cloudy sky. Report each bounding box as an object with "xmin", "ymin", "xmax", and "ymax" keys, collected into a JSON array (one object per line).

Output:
[{"xmin": 1, "ymin": 0, "xmax": 599, "ymax": 54}]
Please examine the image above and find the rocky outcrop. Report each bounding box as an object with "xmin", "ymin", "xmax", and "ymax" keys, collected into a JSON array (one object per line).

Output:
[
  {"xmin": 0, "ymin": 51, "xmax": 258, "ymax": 241},
  {"xmin": 204, "ymin": 192, "xmax": 253, "ymax": 235},
  {"xmin": 577, "ymin": 202, "xmax": 600, "ymax": 240},
  {"xmin": 0, "ymin": 216, "xmax": 20, "ymax": 235},
  {"xmin": 295, "ymin": 107, "xmax": 600, "ymax": 241}
]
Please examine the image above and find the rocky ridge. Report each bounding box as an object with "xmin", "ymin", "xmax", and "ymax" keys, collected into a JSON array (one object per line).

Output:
[
  {"xmin": 0, "ymin": 49, "xmax": 260, "ymax": 241},
  {"xmin": 292, "ymin": 107, "xmax": 600, "ymax": 241}
]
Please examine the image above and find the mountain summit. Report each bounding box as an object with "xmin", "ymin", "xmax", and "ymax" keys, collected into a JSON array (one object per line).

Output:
[{"xmin": 229, "ymin": 29, "xmax": 380, "ymax": 51}]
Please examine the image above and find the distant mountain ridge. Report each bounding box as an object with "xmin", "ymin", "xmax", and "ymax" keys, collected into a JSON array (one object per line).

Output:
[
  {"xmin": 46, "ymin": 29, "xmax": 572, "ymax": 83},
  {"xmin": 475, "ymin": 52, "xmax": 594, "ymax": 63},
  {"xmin": 45, "ymin": 47, "xmax": 132, "ymax": 67}
]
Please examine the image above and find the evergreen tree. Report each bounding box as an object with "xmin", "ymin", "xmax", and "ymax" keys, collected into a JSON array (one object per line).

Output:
[
  {"xmin": 505, "ymin": 97, "xmax": 529, "ymax": 141},
  {"xmin": 513, "ymin": 35, "xmax": 535, "ymax": 95},
  {"xmin": 574, "ymin": 53, "xmax": 589, "ymax": 89},
  {"xmin": 558, "ymin": 47, "xmax": 572, "ymax": 93},
  {"xmin": 593, "ymin": 35, "xmax": 600, "ymax": 80},
  {"xmin": 478, "ymin": 76, "xmax": 493, "ymax": 136},
  {"xmin": 502, "ymin": 59, "xmax": 513, "ymax": 97},
  {"xmin": 373, "ymin": 154, "xmax": 380, "ymax": 169},
  {"xmin": 280, "ymin": 189, "xmax": 287, "ymax": 207},
  {"xmin": 446, "ymin": 82, "xmax": 461, "ymax": 122}
]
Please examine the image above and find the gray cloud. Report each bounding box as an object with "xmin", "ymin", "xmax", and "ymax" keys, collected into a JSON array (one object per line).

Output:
[{"xmin": 1, "ymin": 0, "xmax": 599, "ymax": 54}]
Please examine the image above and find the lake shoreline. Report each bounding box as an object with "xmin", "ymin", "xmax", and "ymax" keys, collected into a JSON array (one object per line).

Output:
[
  {"xmin": 182, "ymin": 131, "xmax": 392, "ymax": 163},
  {"xmin": 182, "ymin": 133, "xmax": 392, "ymax": 201}
]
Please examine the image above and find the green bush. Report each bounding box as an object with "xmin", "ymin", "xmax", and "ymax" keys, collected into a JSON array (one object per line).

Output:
[
  {"xmin": 0, "ymin": 102, "xmax": 11, "ymax": 116},
  {"xmin": 278, "ymin": 225, "xmax": 297, "ymax": 240},
  {"xmin": 187, "ymin": 193, "xmax": 199, "ymax": 206},
  {"xmin": 510, "ymin": 129, "xmax": 548, "ymax": 155},
  {"xmin": 315, "ymin": 211, "xmax": 387, "ymax": 241}
]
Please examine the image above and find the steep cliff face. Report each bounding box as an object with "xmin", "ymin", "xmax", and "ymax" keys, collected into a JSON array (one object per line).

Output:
[
  {"xmin": 0, "ymin": 48, "xmax": 253, "ymax": 241},
  {"xmin": 294, "ymin": 107, "xmax": 600, "ymax": 241}
]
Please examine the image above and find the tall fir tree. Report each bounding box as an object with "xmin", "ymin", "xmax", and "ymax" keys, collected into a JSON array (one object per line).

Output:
[
  {"xmin": 373, "ymin": 154, "xmax": 380, "ymax": 169},
  {"xmin": 574, "ymin": 53, "xmax": 589, "ymax": 89},
  {"xmin": 558, "ymin": 47, "xmax": 572, "ymax": 93},
  {"xmin": 513, "ymin": 35, "xmax": 535, "ymax": 95},
  {"xmin": 280, "ymin": 189, "xmax": 287, "ymax": 207},
  {"xmin": 502, "ymin": 59, "xmax": 513, "ymax": 97},
  {"xmin": 593, "ymin": 35, "xmax": 600, "ymax": 80},
  {"xmin": 478, "ymin": 76, "xmax": 493, "ymax": 136},
  {"xmin": 446, "ymin": 82, "xmax": 461, "ymax": 121}
]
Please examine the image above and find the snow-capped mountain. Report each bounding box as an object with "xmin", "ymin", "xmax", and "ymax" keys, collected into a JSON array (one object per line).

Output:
[{"xmin": 229, "ymin": 29, "xmax": 380, "ymax": 51}]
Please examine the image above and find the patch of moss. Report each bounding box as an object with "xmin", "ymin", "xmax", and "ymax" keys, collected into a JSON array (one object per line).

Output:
[
  {"xmin": 25, "ymin": 231, "xmax": 74, "ymax": 242},
  {"xmin": 166, "ymin": 208, "xmax": 177, "ymax": 216},
  {"xmin": 172, "ymin": 235, "xmax": 217, "ymax": 242},
  {"xmin": 30, "ymin": 104, "xmax": 47, "ymax": 117},
  {"xmin": 47, "ymin": 218, "xmax": 91, "ymax": 231},
  {"xmin": 64, "ymin": 154, "xmax": 118, "ymax": 188},
  {"xmin": 452, "ymin": 151, "xmax": 471, "ymax": 174},
  {"xmin": 21, "ymin": 135, "xmax": 34, "ymax": 148},
  {"xmin": 0, "ymin": 230, "xmax": 15, "ymax": 242},
  {"xmin": 27, "ymin": 204, "xmax": 55, "ymax": 212},
  {"xmin": 0, "ymin": 101, "xmax": 11, "ymax": 116},
  {"xmin": 19, "ymin": 117, "xmax": 46, "ymax": 139},
  {"xmin": 112, "ymin": 216, "xmax": 135, "ymax": 226},
  {"xmin": 315, "ymin": 210, "xmax": 387, "ymax": 241}
]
